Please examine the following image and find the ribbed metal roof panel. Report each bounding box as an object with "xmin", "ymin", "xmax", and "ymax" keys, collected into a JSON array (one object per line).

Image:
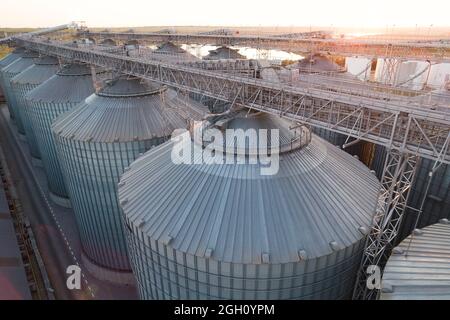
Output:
[
  {"xmin": 119, "ymin": 114, "xmax": 380, "ymax": 264},
  {"xmin": 0, "ymin": 48, "xmax": 25, "ymax": 69},
  {"xmin": 52, "ymin": 78, "xmax": 209, "ymax": 142},
  {"xmin": 11, "ymin": 56, "xmax": 59, "ymax": 86},
  {"xmin": 204, "ymin": 46, "xmax": 245, "ymax": 60},
  {"xmin": 27, "ymin": 64, "xmax": 95, "ymax": 104},
  {"xmin": 380, "ymin": 221, "xmax": 450, "ymax": 300}
]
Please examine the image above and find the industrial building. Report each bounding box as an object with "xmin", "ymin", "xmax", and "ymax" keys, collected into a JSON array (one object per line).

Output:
[{"xmin": 0, "ymin": 23, "xmax": 449, "ymax": 301}]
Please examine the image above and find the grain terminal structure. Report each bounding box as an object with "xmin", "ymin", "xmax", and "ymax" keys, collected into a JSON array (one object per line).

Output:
[
  {"xmin": 119, "ymin": 112, "xmax": 380, "ymax": 299},
  {"xmin": 11, "ymin": 56, "xmax": 59, "ymax": 163},
  {"xmin": 53, "ymin": 77, "xmax": 208, "ymax": 283},
  {"xmin": 26, "ymin": 63, "xmax": 97, "ymax": 208}
]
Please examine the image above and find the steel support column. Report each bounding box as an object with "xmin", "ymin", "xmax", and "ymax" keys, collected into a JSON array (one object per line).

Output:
[{"xmin": 352, "ymin": 149, "xmax": 419, "ymax": 300}]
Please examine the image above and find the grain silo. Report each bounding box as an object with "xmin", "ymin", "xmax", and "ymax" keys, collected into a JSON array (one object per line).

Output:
[
  {"xmin": 203, "ymin": 46, "xmax": 245, "ymax": 60},
  {"xmin": 380, "ymin": 220, "xmax": 450, "ymax": 300},
  {"xmin": 10, "ymin": 56, "xmax": 59, "ymax": 163},
  {"xmin": 52, "ymin": 76, "xmax": 208, "ymax": 283},
  {"xmin": 1, "ymin": 50, "xmax": 39, "ymax": 132},
  {"xmin": 288, "ymin": 54, "xmax": 346, "ymax": 74},
  {"xmin": 118, "ymin": 112, "xmax": 380, "ymax": 300},
  {"xmin": 26, "ymin": 63, "xmax": 96, "ymax": 208},
  {"xmin": 0, "ymin": 47, "xmax": 25, "ymax": 119}
]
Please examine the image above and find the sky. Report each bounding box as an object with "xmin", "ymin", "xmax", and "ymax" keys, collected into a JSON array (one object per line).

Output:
[{"xmin": 1, "ymin": 0, "xmax": 450, "ymax": 28}]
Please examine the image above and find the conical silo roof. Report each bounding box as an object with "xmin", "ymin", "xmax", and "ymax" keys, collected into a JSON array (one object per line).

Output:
[
  {"xmin": 153, "ymin": 42, "xmax": 199, "ymax": 62},
  {"xmin": 290, "ymin": 54, "xmax": 345, "ymax": 73},
  {"xmin": 26, "ymin": 62, "xmax": 97, "ymax": 204},
  {"xmin": 204, "ymin": 46, "xmax": 245, "ymax": 60},
  {"xmin": 52, "ymin": 77, "xmax": 209, "ymax": 142},
  {"xmin": 51, "ymin": 76, "xmax": 209, "ymax": 277},
  {"xmin": 2, "ymin": 50, "xmax": 39, "ymax": 132},
  {"xmin": 119, "ymin": 112, "xmax": 379, "ymax": 264},
  {"xmin": 27, "ymin": 63, "xmax": 95, "ymax": 104},
  {"xmin": 1, "ymin": 50, "xmax": 39, "ymax": 76}
]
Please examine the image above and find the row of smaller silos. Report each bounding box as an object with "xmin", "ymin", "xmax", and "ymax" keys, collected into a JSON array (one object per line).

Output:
[{"xmin": 1, "ymin": 49, "xmax": 38, "ymax": 131}]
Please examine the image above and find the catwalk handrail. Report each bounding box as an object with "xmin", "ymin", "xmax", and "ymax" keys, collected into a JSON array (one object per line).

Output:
[
  {"xmin": 16, "ymin": 37, "xmax": 450, "ymax": 164},
  {"xmin": 80, "ymin": 30, "xmax": 450, "ymax": 62}
]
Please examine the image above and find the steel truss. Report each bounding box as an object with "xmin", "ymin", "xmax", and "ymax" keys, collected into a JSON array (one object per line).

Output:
[
  {"xmin": 352, "ymin": 150, "xmax": 419, "ymax": 299},
  {"xmin": 14, "ymin": 36, "xmax": 450, "ymax": 300},
  {"xmin": 79, "ymin": 30, "xmax": 450, "ymax": 62}
]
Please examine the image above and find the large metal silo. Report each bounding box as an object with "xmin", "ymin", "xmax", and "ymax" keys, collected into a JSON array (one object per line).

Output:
[
  {"xmin": 380, "ymin": 221, "xmax": 450, "ymax": 300},
  {"xmin": 53, "ymin": 77, "xmax": 208, "ymax": 283},
  {"xmin": 118, "ymin": 112, "xmax": 380, "ymax": 300},
  {"xmin": 0, "ymin": 47, "xmax": 25, "ymax": 120},
  {"xmin": 10, "ymin": 56, "xmax": 59, "ymax": 162},
  {"xmin": 1, "ymin": 50, "xmax": 39, "ymax": 134},
  {"xmin": 26, "ymin": 63, "xmax": 96, "ymax": 208}
]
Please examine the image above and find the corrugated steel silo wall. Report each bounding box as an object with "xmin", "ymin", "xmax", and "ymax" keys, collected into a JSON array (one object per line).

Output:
[
  {"xmin": 13, "ymin": 82, "xmax": 41, "ymax": 158},
  {"xmin": 1, "ymin": 69, "xmax": 21, "ymax": 125},
  {"xmin": 29, "ymin": 101, "xmax": 77, "ymax": 198},
  {"xmin": 398, "ymin": 158, "xmax": 450, "ymax": 241},
  {"xmin": 0, "ymin": 54, "xmax": 21, "ymax": 119},
  {"xmin": 125, "ymin": 224, "xmax": 366, "ymax": 300},
  {"xmin": 55, "ymin": 137, "xmax": 166, "ymax": 271},
  {"xmin": 368, "ymin": 145, "xmax": 450, "ymax": 243}
]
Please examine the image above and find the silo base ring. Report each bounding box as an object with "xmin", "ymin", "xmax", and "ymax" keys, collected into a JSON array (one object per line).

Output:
[
  {"xmin": 81, "ymin": 252, "xmax": 136, "ymax": 286},
  {"xmin": 49, "ymin": 191, "xmax": 72, "ymax": 208}
]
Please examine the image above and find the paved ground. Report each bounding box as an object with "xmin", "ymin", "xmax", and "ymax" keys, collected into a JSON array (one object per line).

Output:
[{"xmin": 0, "ymin": 104, "xmax": 138, "ymax": 300}]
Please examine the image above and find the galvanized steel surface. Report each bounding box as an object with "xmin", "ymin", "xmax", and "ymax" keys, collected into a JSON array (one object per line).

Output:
[
  {"xmin": 119, "ymin": 114, "xmax": 380, "ymax": 299},
  {"xmin": 27, "ymin": 63, "xmax": 95, "ymax": 198},
  {"xmin": 0, "ymin": 49, "xmax": 25, "ymax": 117},
  {"xmin": 53, "ymin": 77, "xmax": 208, "ymax": 271},
  {"xmin": 11, "ymin": 56, "xmax": 59, "ymax": 159},
  {"xmin": 0, "ymin": 50, "xmax": 37, "ymax": 127},
  {"xmin": 380, "ymin": 222, "xmax": 450, "ymax": 300}
]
